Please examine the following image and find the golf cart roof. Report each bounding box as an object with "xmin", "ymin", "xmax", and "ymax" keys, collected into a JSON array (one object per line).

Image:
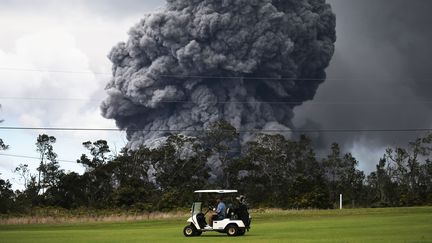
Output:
[{"xmin": 194, "ymin": 190, "xmax": 238, "ymax": 194}]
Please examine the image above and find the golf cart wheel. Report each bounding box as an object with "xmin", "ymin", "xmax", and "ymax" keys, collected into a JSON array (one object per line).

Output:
[
  {"xmin": 226, "ymin": 225, "xmax": 239, "ymax": 236},
  {"xmin": 183, "ymin": 225, "xmax": 196, "ymax": 237},
  {"xmin": 238, "ymin": 228, "xmax": 246, "ymax": 236}
]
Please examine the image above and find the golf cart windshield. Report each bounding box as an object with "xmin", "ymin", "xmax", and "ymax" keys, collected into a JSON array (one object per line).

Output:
[{"xmin": 192, "ymin": 202, "xmax": 202, "ymax": 215}]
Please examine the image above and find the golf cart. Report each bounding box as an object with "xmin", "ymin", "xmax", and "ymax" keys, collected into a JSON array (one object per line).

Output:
[{"xmin": 183, "ymin": 190, "xmax": 251, "ymax": 237}]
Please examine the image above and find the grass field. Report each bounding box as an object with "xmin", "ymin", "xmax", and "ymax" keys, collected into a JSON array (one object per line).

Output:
[{"xmin": 1, "ymin": 207, "xmax": 431, "ymax": 243}]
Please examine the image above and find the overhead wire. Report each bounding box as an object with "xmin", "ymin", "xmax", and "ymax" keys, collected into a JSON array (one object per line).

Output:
[
  {"xmin": 1, "ymin": 67, "xmax": 431, "ymax": 136},
  {"xmin": 2, "ymin": 67, "xmax": 432, "ymax": 106},
  {"xmin": 0, "ymin": 97, "xmax": 100, "ymax": 102},
  {"xmin": 1, "ymin": 67, "xmax": 432, "ymax": 105},
  {"xmin": 0, "ymin": 57, "xmax": 428, "ymax": 174},
  {"xmin": 0, "ymin": 126, "xmax": 431, "ymax": 133},
  {"xmin": 0, "ymin": 153, "xmax": 77, "ymax": 164},
  {"xmin": 2, "ymin": 96, "xmax": 432, "ymax": 105},
  {"xmin": 1, "ymin": 66, "xmax": 430, "ymax": 82},
  {"xmin": 0, "ymin": 67, "xmax": 110, "ymax": 75},
  {"xmin": 0, "ymin": 150, "xmax": 355, "ymax": 166}
]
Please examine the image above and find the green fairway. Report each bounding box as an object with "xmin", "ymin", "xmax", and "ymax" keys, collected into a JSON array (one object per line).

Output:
[{"xmin": 1, "ymin": 207, "xmax": 431, "ymax": 243}]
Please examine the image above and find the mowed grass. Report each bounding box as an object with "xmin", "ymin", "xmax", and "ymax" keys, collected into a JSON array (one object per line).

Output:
[{"xmin": 1, "ymin": 207, "xmax": 431, "ymax": 243}]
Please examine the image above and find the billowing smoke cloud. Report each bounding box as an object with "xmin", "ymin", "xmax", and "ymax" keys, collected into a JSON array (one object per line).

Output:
[
  {"xmin": 101, "ymin": 0, "xmax": 336, "ymax": 147},
  {"xmin": 295, "ymin": 0, "xmax": 432, "ymax": 172}
]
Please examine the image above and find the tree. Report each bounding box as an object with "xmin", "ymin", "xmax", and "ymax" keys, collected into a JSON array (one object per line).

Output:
[
  {"xmin": 419, "ymin": 159, "xmax": 432, "ymax": 202},
  {"xmin": 322, "ymin": 143, "xmax": 343, "ymax": 207},
  {"xmin": 201, "ymin": 120, "xmax": 239, "ymax": 187},
  {"xmin": 14, "ymin": 164, "xmax": 32, "ymax": 189},
  {"xmin": 0, "ymin": 138, "xmax": 8, "ymax": 151},
  {"xmin": 322, "ymin": 143, "xmax": 364, "ymax": 208},
  {"xmin": 53, "ymin": 172, "xmax": 87, "ymax": 209},
  {"xmin": 338, "ymin": 154, "xmax": 365, "ymax": 207},
  {"xmin": 229, "ymin": 134, "xmax": 329, "ymax": 209},
  {"xmin": 79, "ymin": 140, "xmax": 111, "ymax": 170},
  {"xmin": 151, "ymin": 134, "xmax": 209, "ymax": 209},
  {"xmin": 75, "ymin": 140, "xmax": 113, "ymax": 207},
  {"xmin": 0, "ymin": 112, "xmax": 18, "ymax": 212},
  {"xmin": 289, "ymin": 135, "xmax": 330, "ymax": 209},
  {"xmin": 111, "ymin": 147, "xmax": 156, "ymax": 210},
  {"xmin": 16, "ymin": 176, "xmax": 39, "ymax": 210},
  {"xmin": 241, "ymin": 134, "xmax": 293, "ymax": 207},
  {"xmin": 0, "ymin": 107, "xmax": 8, "ymax": 151},
  {"xmin": 365, "ymin": 157, "xmax": 397, "ymax": 207},
  {"xmin": 383, "ymin": 134, "xmax": 432, "ymax": 205},
  {"xmin": 0, "ymin": 176, "xmax": 15, "ymax": 213},
  {"xmin": 35, "ymin": 134, "xmax": 61, "ymax": 194}
]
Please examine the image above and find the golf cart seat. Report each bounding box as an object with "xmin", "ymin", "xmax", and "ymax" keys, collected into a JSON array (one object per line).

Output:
[{"xmin": 226, "ymin": 207, "xmax": 233, "ymax": 219}]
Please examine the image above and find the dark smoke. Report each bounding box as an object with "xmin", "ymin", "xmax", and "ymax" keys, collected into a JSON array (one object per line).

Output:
[
  {"xmin": 101, "ymin": 0, "xmax": 336, "ymax": 147},
  {"xmin": 295, "ymin": 0, "xmax": 432, "ymax": 172}
]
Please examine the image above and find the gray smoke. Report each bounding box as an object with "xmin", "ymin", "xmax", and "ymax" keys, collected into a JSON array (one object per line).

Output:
[
  {"xmin": 294, "ymin": 0, "xmax": 432, "ymax": 173},
  {"xmin": 101, "ymin": 0, "xmax": 336, "ymax": 148}
]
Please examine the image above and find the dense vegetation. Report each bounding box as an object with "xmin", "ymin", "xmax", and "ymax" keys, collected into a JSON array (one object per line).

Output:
[{"xmin": 1, "ymin": 120, "xmax": 432, "ymax": 214}]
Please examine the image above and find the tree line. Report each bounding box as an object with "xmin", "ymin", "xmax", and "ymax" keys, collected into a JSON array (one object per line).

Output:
[{"xmin": 1, "ymin": 120, "xmax": 432, "ymax": 214}]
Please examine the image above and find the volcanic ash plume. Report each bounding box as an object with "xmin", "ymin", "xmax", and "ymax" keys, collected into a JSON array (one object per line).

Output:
[{"xmin": 101, "ymin": 0, "xmax": 336, "ymax": 148}]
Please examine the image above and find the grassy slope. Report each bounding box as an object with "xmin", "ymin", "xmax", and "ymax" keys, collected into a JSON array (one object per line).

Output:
[{"xmin": 0, "ymin": 207, "xmax": 431, "ymax": 243}]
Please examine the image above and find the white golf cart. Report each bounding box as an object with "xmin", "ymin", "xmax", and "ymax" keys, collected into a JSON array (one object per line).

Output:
[{"xmin": 183, "ymin": 189, "xmax": 251, "ymax": 237}]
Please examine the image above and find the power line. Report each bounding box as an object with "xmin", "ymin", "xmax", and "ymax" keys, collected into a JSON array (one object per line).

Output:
[
  {"xmin": 0, "ymin": 153, "xmax": 77, "ymax": 164},
  {"xmin": 0, "ymin": 126, "xmax": 431, "ymax": 133},
  {"xmin": 159, "ymin": 74, "xmax": 326, "ymax": 81},
  {"xmin": 2, "ymin": 96, "xmax": 432, "ymax": 105},
  {"xmin": 0, "ymin": 67, "xmax": 320, "ymax": 80},
  {"xmin": 1, "ymin": 66, "xmax": 429, "ymax": 82},
  {"xmin": 0, "ymin": 152, "xmax": 351, "ymax": 167},
  {"xmin": 0, "ymin": 67, "xmax": 109, "ymax": 75},
  {"xmin": 0, "ymin": 97, "xmax": 101, "ymax": 102},
  {"xmin": 0, "ymin": 126, "xmax": 121, "ymax": 132},
  {"xmin": 159, "ymin": 75, "xmax": 432, "ymax": 82}
]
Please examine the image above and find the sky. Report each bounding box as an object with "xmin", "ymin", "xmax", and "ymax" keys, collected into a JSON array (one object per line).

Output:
[
  {"xmin": 1, "ymin": 0, "xmax": 432, "ymax": 189},
  {"xmin": 297, "ymin": 0, "xmax": 432, "ymax": 172}
]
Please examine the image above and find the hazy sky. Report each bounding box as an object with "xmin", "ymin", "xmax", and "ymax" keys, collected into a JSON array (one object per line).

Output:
[
  {"xmin": 0, "ymin": 0, "xmax": 162, "ymax": 188},
  {"xmin": 297, "ymin": 0, "xmax": 432, "ymax": 171},
  {"xmin": 1, "ymin": 0, "xmax": 432, "ymax": 188}
]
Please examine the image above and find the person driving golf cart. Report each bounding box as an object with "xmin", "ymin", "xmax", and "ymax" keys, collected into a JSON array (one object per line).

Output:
[{"xmin": 209, "ymin": 197, "xmax": 226, "ymax": 226}]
